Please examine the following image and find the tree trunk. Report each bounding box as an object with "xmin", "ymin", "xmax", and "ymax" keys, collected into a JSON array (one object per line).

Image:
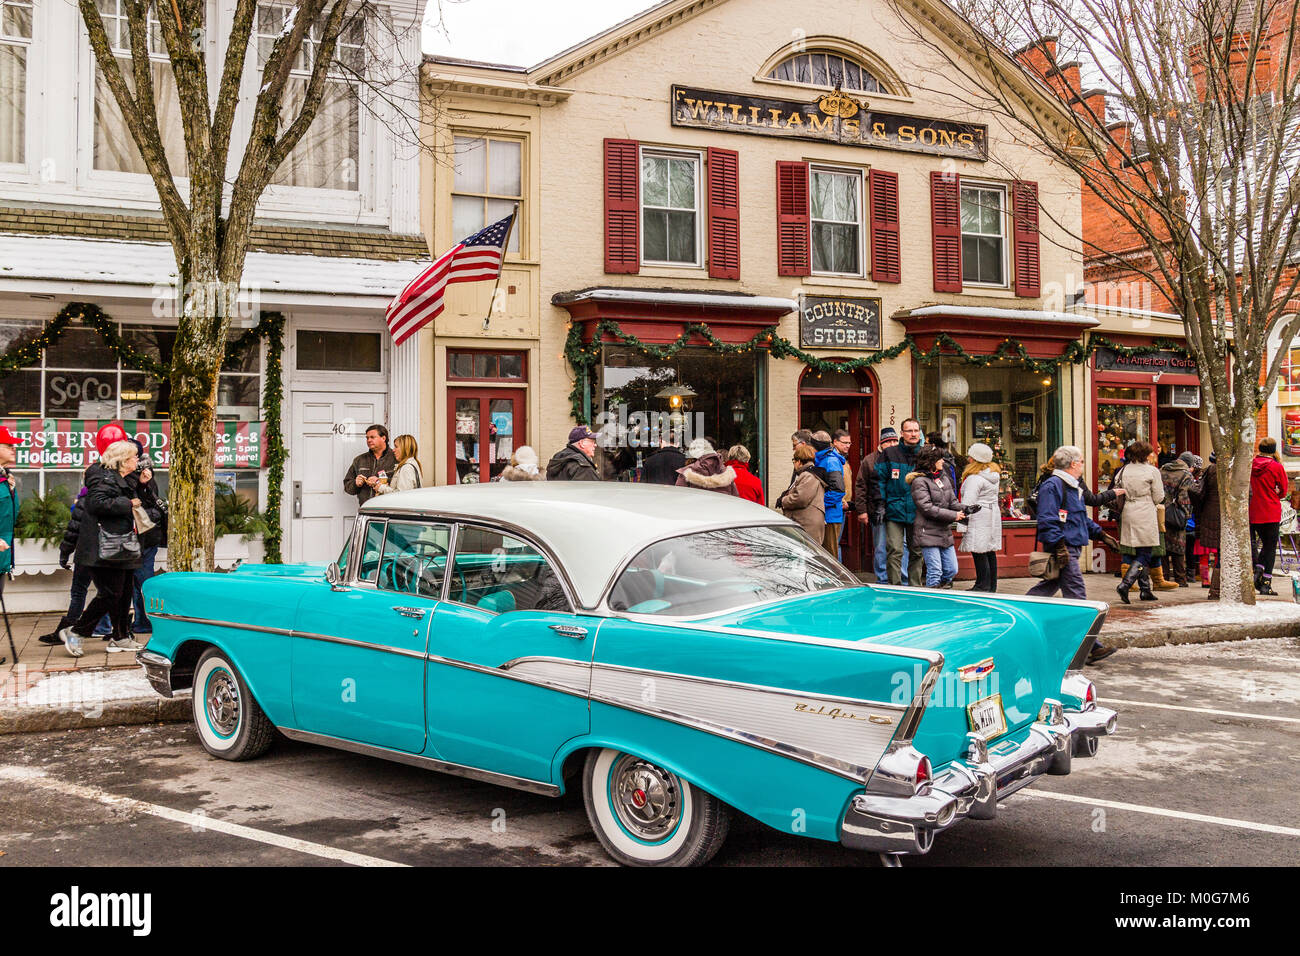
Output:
[
  {"xmin": 1218, "ymin": 455, "xmax": 1256, "ymax": 605},
  {"xmin": 167, "ymin": 268, "xmax": 230, "ymax": 572}
]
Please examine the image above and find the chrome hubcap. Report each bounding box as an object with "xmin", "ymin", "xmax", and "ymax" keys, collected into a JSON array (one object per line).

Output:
[
  {"xmin": 206, "ymin": 671, "xmax": 240, "ymax": 737},
  {"xmin": 612, "ymin": 755, "xmax": 681, "ymax": 840}
]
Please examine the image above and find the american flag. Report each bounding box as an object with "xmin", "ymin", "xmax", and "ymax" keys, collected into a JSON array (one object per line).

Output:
[{"xmin": 385, "ymin": 211, "xmax": 515, "ymax": 346}]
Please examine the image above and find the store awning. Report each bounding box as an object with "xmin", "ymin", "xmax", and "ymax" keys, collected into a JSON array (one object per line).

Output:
[
  {"xmin": 894, "ymin": 305, "xmax": 1100, "ymax": 359},
  {"xmin": 552, "ymin": 287, "xmax": 796, "ymax": 346}
]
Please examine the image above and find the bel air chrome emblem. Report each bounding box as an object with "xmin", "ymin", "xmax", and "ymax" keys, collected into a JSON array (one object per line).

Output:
[{"xmin": 958, "ymin": 658, "xmax": 995, "ymax": 682}]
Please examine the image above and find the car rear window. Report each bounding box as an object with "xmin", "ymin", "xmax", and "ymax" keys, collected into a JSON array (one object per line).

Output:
[{"xmin": 607, "ymin": 525, "xmax": 857, "ymax": 616}]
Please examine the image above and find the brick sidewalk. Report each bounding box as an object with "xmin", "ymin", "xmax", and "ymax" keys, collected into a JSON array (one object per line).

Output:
[{"xmin": 0, "ymin": 612, "xmax": 146, "ymax": 682}]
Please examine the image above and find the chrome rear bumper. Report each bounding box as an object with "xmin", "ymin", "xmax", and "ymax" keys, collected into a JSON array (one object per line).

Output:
[{"xmin": 841, "ymin": 703, "xmax": 1118, "ymax": 855}]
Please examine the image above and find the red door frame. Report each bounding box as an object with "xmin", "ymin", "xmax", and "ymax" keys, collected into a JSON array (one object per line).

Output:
[
  {"xmin": 447, "ymin": 388, "xmax": 527, "ymax": 485},
  {"xmin": 797, "ymin": 365, "xmax": 879, "ymax": 572}
]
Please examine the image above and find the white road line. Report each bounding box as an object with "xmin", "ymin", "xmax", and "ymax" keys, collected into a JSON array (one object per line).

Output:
[
  {"xmin": 1018, "ymin": 790, "xmax": 1300, "ymax": 837},
  {"xmin": 0, "ymin": 766, "xmax": 409, "ymax": 867},
  {"xmin": 1105, "ymin": 698, "xmax": 1300, "ymax": 724}
]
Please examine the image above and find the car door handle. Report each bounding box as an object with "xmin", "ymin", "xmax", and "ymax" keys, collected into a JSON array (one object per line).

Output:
[
  {"xmin": 393, "ymin": 606, "xmax": 426, "ymax": 620},
  {"xmin": 549, "ymin": 624, "xmax": 588, "ymax": 640}
]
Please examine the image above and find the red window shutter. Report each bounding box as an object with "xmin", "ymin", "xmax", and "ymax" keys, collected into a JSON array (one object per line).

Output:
[
  {"xmin": 931, "ymin": 171, "xmax": 961, "ymax": 292},
  {"xmin": 604, "ymin": 138, "xmax": 639, "ymax": 274},
  {"xmin": 1013, "ymin": 180, "xmax": 1041, "ymax": 297},
  {"xmin": 707, "ymin": 148, "xmax": 740, "ymax": 280},
  {"xmin": 869, "ymin": 169, "xmax": 901, "ymax": 283},
  {"xmin": 776, "ymin": 160, "xmax": 810, "ymax": 277}
]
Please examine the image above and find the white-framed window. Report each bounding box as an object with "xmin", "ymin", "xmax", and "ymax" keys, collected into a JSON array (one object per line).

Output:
[
  {"xmin": 91, "ymin": 0, "xmax": 187, "ymax": 176},
  {"xmin": 767, "ymin": 50, "xmax": 882, "ymax": 93},
  {"xmin": 811, "ymin": 166, "xmax": 864, "ymax": 276},
  {"xmin": 256, "ymin": 1, "xmax": 363, "ymax": 192},
  {"xmin": 452, "ymin": 134, "xmax": 523, "ymax": 254},
  {"xmin": 960, "ymin": 182, "xmax": 1008, "ymax": 286},
  {"xmin": 640, "ymin": 148, "xmax": 702, "ymax": 267},
  {"xmin": 0, "ymin": 0, "xmax": 32, "ymax": 167}
]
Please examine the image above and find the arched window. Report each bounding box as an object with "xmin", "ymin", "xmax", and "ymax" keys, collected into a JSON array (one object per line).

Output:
[{"xmin": 767, "ymin": 50, "xmax": 882, "ymax": 93}]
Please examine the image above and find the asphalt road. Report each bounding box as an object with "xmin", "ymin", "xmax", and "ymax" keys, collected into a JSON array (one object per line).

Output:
[{"xmin": 0, "ymin": 638, "xmax": 1296, "ymax": 867}]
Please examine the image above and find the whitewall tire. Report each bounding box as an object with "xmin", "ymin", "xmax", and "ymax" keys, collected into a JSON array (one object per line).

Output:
[
  {"xmin": 582, "ymin": 748, "xmax": 729, "ymax": 867},
  {"xmin": 192, "ymin": 648, "xmax": 275, "ymax": 761}
]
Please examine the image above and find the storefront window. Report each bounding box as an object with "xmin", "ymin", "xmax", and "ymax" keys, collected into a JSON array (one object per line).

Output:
[
  {"xmin": 1096, "ymin": 403, "xmax": 1149, "ymax": 491},
  {"xmin": 0, "ymin": 317, "xmax": 264, "ymax": 498},
  {"xmin": 916, "ymin": 357, "xmax": 1059, "ymax": 512},
  {"xmin": 600, "ymin": 346, "xmax": 761, "ymax": 478}
]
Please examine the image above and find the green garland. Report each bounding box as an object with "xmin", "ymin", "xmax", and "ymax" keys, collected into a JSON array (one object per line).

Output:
[
  {"xmin": 0, "ymin": 302, "xmax": 287, "ymax": 561},
  {"xmin": 259, "ymin": 313, "xmax": 287, "ymax": 564},
  {"xmin": 563, "ymin": 321, "xmax": 1198, "ymax": 422}
]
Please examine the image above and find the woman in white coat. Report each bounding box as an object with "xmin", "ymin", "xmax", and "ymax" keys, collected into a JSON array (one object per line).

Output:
[
  {"xmin": 373, "ymin": 434, "xmax": 423, "ymax": 494},
  {"xmin": 1115, "ymin": 439, "xmax": 1165, "ymax": 603},
  {"xmin": 959, "ymin": 442, "xmax": 1003, "ymax": 592}
]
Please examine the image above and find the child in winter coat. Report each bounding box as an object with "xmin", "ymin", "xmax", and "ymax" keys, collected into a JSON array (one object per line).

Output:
[{"xmin": 958, "ymin": 442, "xmax": 1002, "ymax": 592}]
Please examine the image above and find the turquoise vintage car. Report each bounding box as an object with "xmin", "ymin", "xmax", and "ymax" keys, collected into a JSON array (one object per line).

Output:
[{"xmin": 139, "ymin": 483, "xmax": 1117, "ymax": 866}]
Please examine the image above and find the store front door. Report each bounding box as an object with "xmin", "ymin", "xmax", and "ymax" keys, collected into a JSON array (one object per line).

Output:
[
  {"xmin": 798, "ymin": 368, "xmax": 876, "ymax": 574},
  {"xmin": 290, "ymin": 391, "xmax": 387, "ymax": 564},
  {"xmin": 448, "ymin": 388, "xmax": 527, "ymax": 484}
]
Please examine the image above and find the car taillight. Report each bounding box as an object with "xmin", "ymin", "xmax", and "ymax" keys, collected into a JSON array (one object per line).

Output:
[
  {"xmin": 1086, "ymin": 682, "xmax": 1096, "ymax": 705},
  {"xmin": 916, "ymin": 756, "xmax": 932, "ymax": 790}
]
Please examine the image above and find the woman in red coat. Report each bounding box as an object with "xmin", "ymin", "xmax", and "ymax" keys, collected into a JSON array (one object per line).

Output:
[
  {"xmin": 726, "ymin": 445, "xmax": 765, "ymax": 505},
  {"xmin": 1249, "ymin": 437, "xmax": 1289, "ymax": 595}
]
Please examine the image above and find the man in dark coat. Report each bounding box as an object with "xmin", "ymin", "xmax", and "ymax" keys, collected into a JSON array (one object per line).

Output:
[
  {"xmin": 343, "ymin": 425, "xmax": 397, "ymax": 505},
  {"xmin": 871, "ymin": 418, "xmax": 925, "ymax": 586},
  {"xmin": 642, "ymin": 435, "xmax": 686, "ymax": 485},
  {"xmin": 546, "ymin": 426, "xmax": 602, "ymax": 481},
  {"xmin": 1191, "ymin": 454, "xmax": 1221, "ymax": 598},
  {"xmin": 855, "ymin": 426, "xmax": 899, "ymax": 584}
]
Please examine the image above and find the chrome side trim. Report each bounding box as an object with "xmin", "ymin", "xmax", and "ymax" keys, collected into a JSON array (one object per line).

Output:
[
  {"xmin": 295, "ymin": 630, "xmax": 428, "ymax": 660},
  {"xmin": 893, "ymin": 655, "xmax": 944, "ymax": 744},
  {"xmin": 275, "ymin": 727, "xmax": 560, "ymax": 797},
  {"xmin": 585, "ymin": 691, "xmax": 873, "ymax": 782},
  {"xmin": 1068, "ymin": 608, "xmax": 1109, "ymax": 670},
  {"xmin": 425, "ymin": 653, "xmax": 593, "ymax": 699},
  {"xmin": 550, "ymin": 658, "xmax": 906, "ymax": 714},
  {"xmin": 151, "ymin": 613, "xmax": 294, "ymax": 637},
  {"xmin": 152, "ymin": 613, "xmax": 427, "ymax": 661},
  {"xmin": 609, "ymin": 617, "xmax": 944, "ymax": 665},
  {"xmin": 137, "ymin": 650, "xmax": 174, "ymax": 698}
]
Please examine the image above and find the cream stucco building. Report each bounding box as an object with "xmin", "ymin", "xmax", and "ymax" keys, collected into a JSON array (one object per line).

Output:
[{"xmin": 414, "ymin": 0, "xmax": 1099, "ymax": 574}]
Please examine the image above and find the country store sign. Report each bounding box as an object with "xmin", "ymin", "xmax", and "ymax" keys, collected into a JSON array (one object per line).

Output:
[
  {"xmin": 5, "ymin": 420, "xmax": 265, "ymax": 470},
  {"xmin": 671, "ymin": 85, "xmax": 989, "ymax": 160}
]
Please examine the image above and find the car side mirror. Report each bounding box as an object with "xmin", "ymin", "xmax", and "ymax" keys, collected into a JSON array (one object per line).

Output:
[{"xmin": 326, "ymin": 562, "xmax": 347, "ymax": 590}]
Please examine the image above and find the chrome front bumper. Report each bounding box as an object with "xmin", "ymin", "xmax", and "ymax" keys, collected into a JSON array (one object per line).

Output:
[
  {"xmin": 138, "ymin": 650, "xmax": 174, "ymax": 698},
  {"xmin": 841, "ymin": 702, "xmax": 1118, "ymax": 855}
]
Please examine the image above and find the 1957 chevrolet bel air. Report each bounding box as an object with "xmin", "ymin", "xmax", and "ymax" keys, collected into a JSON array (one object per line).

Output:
[{"xmin": 140, "ymin": 483, "xmax": 1117, "ymax": 866}]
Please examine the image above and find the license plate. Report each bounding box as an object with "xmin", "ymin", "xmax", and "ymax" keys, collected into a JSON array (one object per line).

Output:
[{"xmin": 967, "ymin": 694, "xmax": 1007, "ymax": 740}]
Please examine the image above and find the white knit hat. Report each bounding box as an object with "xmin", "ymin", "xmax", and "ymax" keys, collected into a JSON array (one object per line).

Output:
[
  {"xmin": 967, "ymin": 442, "xmax": 994, "ymax": 464},
  {"xmin": 512, "ymin": 446, "xmax": 538, "ymax": 467},
  {"xmin": 685, "ymin": 438, "xmax": 714, "ymax": 459}
]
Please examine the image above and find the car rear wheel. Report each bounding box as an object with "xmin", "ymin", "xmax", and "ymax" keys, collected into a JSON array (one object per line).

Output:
[
  {"xmin": 193, "ymin": 648, "xmax": 275, "ymax": 761},
  {"xmin": 582, "ymin": 749, "xmax": 729, "ymax": 867}
]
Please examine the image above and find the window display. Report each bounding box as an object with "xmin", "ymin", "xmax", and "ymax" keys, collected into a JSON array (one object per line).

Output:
[{"xmin": 1096, "ymin": 403, "xmax": 1149, "ymax": 491}]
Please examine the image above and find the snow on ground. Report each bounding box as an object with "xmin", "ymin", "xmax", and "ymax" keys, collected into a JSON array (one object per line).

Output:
[
  {"xmin": 9, "ymin": 668, "xmax": 178, "ymax": 715},
  {"xmin": 1128, "ymin": 600, "xmax": 1300, "ymax": 628}
]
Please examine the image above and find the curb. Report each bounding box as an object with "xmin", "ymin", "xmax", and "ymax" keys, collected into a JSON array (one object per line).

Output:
[
  {"xmin": 1103, "ymin": 620, "xmax": 1300, "ymax": 648},
  {"xmin": 0, "ymin": 693, "xmax": 191, "ymax": 735}
]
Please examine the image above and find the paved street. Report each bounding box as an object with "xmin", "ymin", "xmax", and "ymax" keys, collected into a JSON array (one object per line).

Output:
[{"xmin": 0, "ymin": 637, "xmax": 1295, "ymax": 867}]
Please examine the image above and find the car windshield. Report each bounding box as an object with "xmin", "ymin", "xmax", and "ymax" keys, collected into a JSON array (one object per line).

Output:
[{"xmin": 607, "ymin": 525, "xmax": 859, "ymax": 616}]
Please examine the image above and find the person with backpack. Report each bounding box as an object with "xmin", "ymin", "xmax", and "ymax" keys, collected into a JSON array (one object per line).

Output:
[{"xmin": 1160, "ymin": 452, "xmax": 1198, "ymax": 586}]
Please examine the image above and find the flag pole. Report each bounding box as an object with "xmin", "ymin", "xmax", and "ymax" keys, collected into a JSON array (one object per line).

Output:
[{"xmin": 483, "ymin": 204, "xmax": 519, "ymax": 330}]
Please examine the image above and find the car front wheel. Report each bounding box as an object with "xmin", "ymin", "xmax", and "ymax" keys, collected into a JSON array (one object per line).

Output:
[
  {"xmin": 582, "ymin": 749, "xmax": 729, "ymax": 866},
  {"xmin": 192, "ymin": 648, "xmax": 275, "ymax": 761}
]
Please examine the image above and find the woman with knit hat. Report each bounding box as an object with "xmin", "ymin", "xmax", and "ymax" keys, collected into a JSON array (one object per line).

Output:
[
  {"xmin": 958, "ymin": 442, "xmax": 1002, "ymax": 592},
  {"xmin": 500, "ymin": 446, "xmax": 544, "ymax": 481}
]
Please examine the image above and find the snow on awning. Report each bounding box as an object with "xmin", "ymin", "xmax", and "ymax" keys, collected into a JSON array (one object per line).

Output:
[
  {"xmin": 553, "ymin": 287, "xmax": 796, "ymax": 348},
  {"xmin": 896, "ymin": 305, "xmax": 1101, "ymax": 326},
  {"xmin": 0, "ymin": 233, "xmax": 425, "ymax": 304},
  {"xmin": 894, "ymin": 304, "xmax": 1099, "ymax": 360}
]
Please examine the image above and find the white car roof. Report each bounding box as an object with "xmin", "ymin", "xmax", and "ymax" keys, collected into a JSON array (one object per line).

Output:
[{"xmin": 362, "ymin": 482, "xmax": 794, "ymax": 608}]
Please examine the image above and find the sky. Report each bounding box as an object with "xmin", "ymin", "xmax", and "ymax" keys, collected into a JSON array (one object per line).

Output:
[{"xmin": 421, "ymin": 0, "xmax": 662, "ymax": 67}]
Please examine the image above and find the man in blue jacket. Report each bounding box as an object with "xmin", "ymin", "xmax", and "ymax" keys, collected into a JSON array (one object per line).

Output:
[
  {"xmin": 871, "ymin": 418, "xmax": 926, "ymax": 586},
  {"xmin": 813, "ymin": 430, "xmax": 848, "ymax": 557},
  {"xmin": 1028, "ymin": 445, "xmax": 1118, "ymax": 663}
]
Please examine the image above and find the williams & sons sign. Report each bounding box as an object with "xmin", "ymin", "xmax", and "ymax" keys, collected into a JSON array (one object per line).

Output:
[{"xmin": 672, "ymin": 85, "xmax": 988, "ymax": 161}]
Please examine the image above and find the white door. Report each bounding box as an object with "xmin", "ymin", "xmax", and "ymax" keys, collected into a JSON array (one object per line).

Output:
[{"xmin": 290, "ymin": 392, "xmax": 387, "ymax": 564}]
